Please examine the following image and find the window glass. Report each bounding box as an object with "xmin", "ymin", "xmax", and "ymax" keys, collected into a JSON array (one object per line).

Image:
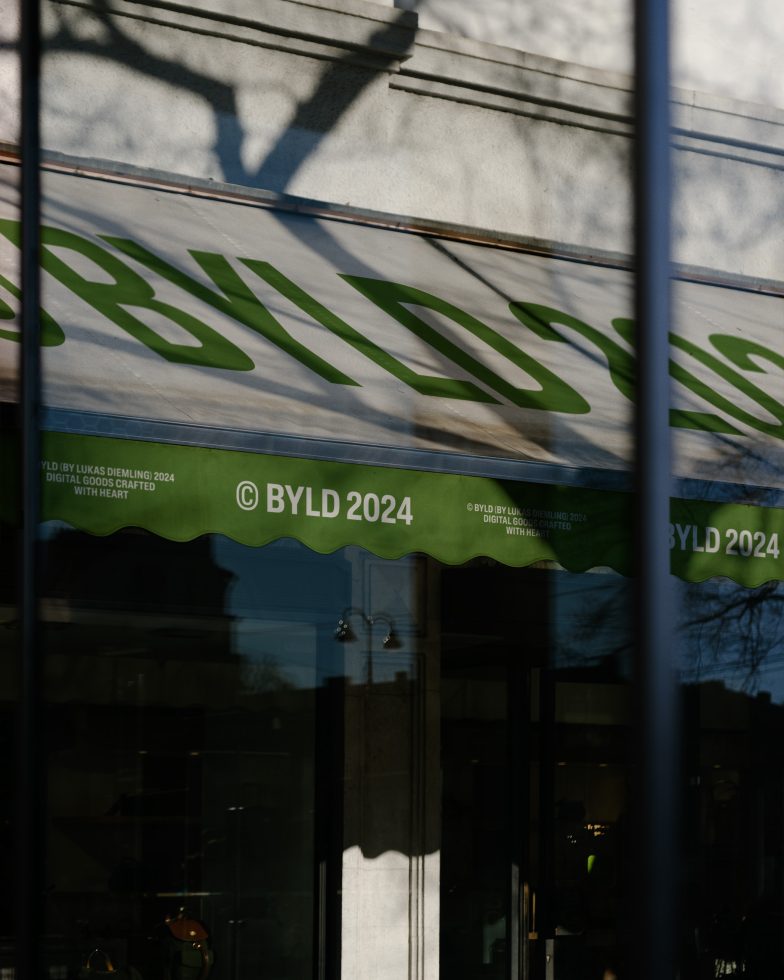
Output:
[
  {"xmin": 672, "ymin": 0, "xmax": 784, "ymax": 975},
  {"xmin": 40, "ymin": 530, "xmax": 335, "ymax": 978},
  {"xmin": 28, "ymin": 0, "xmax": 641, "ymax": 977},
  {"xmin": 677, "ymin": 576, "xmax": 784, "ymax": 977}
]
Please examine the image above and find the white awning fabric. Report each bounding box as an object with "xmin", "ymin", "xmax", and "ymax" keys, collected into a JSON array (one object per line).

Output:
[{"xmin": 2, "ymin": 161, "xmax": 784, "ymax": 585}]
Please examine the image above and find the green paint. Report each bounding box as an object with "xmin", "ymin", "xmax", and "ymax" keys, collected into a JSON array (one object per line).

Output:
[
  {"xmin": 246, "ymin": 263, "xmax": 496, "ymax": 403},
  {"xmin": 611, "ymin": 316, "xmax": 740, "ymax": 434},
  {"xmin": 0, "ymin": 281, "xmax": 12, "ymax": 320},
  {"xmin": 0, "ymin": 272, "xmax": 65, "ymax": 346},
  {"xmin": 711, "ymin": 334, "xmax": 784, "ymax": 373},
  {"xmin": 39, "ymin": 431, "xmax": 784, "ymax": 587},
  {"xmin": 343, "ymin": 278, "xmax": 588, "ymax": 411},
  {"xmin": 0, "ymin": 217, "xmax": 780, "ymax": 446},
  {"xmin": 512, "ymin": 304, "xmax": 740, "ymax": 435},
  {"xmin": 103, "ymin": 239, "xmax": 358, "ymax": 387},
  {"xmin": 511, "ymin": 303, "xmax": 636, "ymax": 403},
  {"xmin": 671, "ymin": 332, "xmax": 784, "ymax": 438},
  {"xmin": 39, "ymin": 431, "xmax": 630, "ymax": 571},
  {"xmin": 0, "ymin": 220, "xmax": 254, "ymax": 371}
]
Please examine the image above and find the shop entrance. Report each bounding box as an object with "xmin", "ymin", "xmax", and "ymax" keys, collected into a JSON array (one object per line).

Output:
[
  {"xmin": 439, "ymin": 563, "xmax": 632, "ymax": 980},
  {"xmin": 12, "ymin": 484, "xmax": 784, "ymax": 980},
  {"xmin": 29, "ymin": 527, "xmax": 634, "ymax": 980}
]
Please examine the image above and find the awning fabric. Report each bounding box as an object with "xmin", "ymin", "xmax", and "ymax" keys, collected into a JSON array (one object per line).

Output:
[
  {"xmin": 1, "ymin": 161, "xmax": 783, "ymax": 585},
  {"xmin": 33, "ymin": 430, "xmax": 784, "ymax": 587}
]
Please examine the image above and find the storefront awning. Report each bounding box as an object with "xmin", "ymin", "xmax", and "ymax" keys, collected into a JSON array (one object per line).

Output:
[
  {"xmin": 1, "ymin": 161, "xmax": 783, "ymax": 585},
  {"xmin": 30, "ymin": 429, "xmax": 784, "ymax": 587}
]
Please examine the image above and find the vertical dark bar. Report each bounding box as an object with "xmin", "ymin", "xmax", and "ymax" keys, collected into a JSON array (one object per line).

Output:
[
  {"xmin": 633, "ymin": 0, "xmax": 677, "ymax": 977},
  {"xmin": 506, "ymin": 656, "xmax": 527, "ymax": 980},
  {"xmin": 313, "ymin": 666, "xmax": 344, "ymax": 980},
  {"xmin": 17, "ymin": 0, "xmax": 43, "ymax": 974}
]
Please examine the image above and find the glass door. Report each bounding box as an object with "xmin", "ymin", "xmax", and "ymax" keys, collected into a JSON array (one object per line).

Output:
[
  {"xmin": 439, "ymin": 563, "xmax": 632, "ymax": 980},
  {"xmin": 38, "ymin": 529, "xmax": 635, "ymax": 980},
  {"xmin": 39, "ymin": 530, "xmax": 350, "ymax": 980}
]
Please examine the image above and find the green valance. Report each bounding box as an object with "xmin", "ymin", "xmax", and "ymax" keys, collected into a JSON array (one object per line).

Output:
[{"xmin": 37, "ymin": 431, "xmax": 784, "ymax": 587}]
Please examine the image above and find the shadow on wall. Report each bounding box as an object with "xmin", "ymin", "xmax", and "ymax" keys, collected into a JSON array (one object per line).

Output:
[
  {"xmin": 395, "ymin": 0, "xmax": 633, "ymax": 75},
  {"xmin": 394, "ymin": 0, "xmax": 784, "ymax": 108},
  {"xmin": 17, "ymin": 0, "xmax": 641, "ymax": 471},
  {"xmin": 37, "ymin": 0, "xmax": 421, "ymax": 193}
]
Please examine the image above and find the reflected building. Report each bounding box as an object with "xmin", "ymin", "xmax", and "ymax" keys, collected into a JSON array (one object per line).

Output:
[{"xmin": 1, "ymin": 0, "xmax": 783, "ymax": 977}]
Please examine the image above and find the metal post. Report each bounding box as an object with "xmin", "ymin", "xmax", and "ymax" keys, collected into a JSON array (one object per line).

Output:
[
  {"xmin": 633, "ymin": 0, "xmax": 678, "ymax": 977},
  {"xmin": 17, "ymin": 0, "xmax": 43, "ymax": 973}
]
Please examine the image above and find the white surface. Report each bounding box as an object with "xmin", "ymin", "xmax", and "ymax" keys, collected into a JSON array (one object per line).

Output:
[
  {"xmin": 395, "ymin": 0, "xmax": 784, "ymax": 110},
  {"xmin": 0, "ymin": 0, "xmax": 782, "ymax": 282},
  {"xmin": 1, "ymin": 164, "xmax": 783, "ymax": 489}
]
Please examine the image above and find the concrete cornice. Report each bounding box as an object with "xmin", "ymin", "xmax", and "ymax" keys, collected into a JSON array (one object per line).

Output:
[
  {"xmin": 55, "ymin": 0, "xmax": 418, "ymax": 68},
  {"xmin": 400, "ymin": 27, "xmax": 634, "ymax": 124},
  {"xmin": 3, "ymin": 146, "xmax": 782, "ymax": 295},
  {"xmin": 400, "ymin": 26, "xmax": 784, "ymax": 161},
  {"xmin": 47, "ymin": 0, "xmax": 784, "ymax": 159},
  {"xmin": 672, "ymin": 91, "xmax": 784, "ymax": 158}
]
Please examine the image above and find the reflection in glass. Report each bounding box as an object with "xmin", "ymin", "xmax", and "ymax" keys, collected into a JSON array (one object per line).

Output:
[
  {"xmin": 40, "ymin": 531, "xmax": 344, "ymax": 980},
  {"xmin": 678, "ymin": 578, "xmax": 784, "ymax": 978},
  {"xmin": 29, "ymin": 0, "xmax": 645, "ymax": 974},
  {"xmin": 36, "ymin": 527, "xmax": 641, "ymax": 980}
]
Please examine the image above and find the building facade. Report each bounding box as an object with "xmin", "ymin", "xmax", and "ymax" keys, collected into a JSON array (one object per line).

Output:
[{"xmin": 1, "ymin": 0, "xmax": 784, "ymax": 978}]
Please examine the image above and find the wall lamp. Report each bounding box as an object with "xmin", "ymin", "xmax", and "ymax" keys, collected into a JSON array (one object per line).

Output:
[{"xmin": 334, "ymin": 607, "xmax": 402, "ymax": 650}]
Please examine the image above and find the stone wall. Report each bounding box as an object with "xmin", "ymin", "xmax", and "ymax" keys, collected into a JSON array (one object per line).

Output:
[{"xmin": 1, "ymin": 0, "xmax": 782, "ymax": 281}]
